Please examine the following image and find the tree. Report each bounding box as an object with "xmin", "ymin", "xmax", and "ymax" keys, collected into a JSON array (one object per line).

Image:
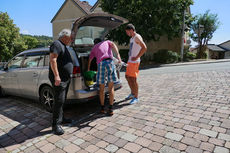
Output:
[
  {"xmin": 21, "ymin": 35, "xmax": 39, "ymax": 49},
  {"xmin": 0, "ymin": 12, "xmax": 28, "ymax": 61},
  {"xmin": 100, "ymin": 0, "xmax": 193, "ymax": 45},
  {"xmin": 34, "ymin": 35, "xmax": 53, "ymax": 48},
  {"xmin": 190, "ymin": 10, "xmax": 220, "ymax": 59}
]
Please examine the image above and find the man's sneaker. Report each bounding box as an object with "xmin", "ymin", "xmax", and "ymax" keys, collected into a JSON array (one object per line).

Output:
[
  {"xmin": 129, "ymin": 98, "xmax": 139, "ymax": 104},
  {"xmin": 125, "ymin": 94, "xmax": 134, "ymax": 100}
]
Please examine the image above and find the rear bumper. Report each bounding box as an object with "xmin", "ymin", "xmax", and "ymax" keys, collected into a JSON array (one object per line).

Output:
[{"xmin": 66, "ymin": 80, "xmax": 122, "ymax": 103}]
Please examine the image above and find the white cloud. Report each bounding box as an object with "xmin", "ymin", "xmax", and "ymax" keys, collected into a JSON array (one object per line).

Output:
[{"xmin": 20, "ymin": 30, "xmax": 30, "ymax": 35}]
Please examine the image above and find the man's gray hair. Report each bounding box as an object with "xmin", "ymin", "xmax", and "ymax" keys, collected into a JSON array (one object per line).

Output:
[{"xmin": 58, "ymin": 29, "xmax": 71, "ymax": 39}]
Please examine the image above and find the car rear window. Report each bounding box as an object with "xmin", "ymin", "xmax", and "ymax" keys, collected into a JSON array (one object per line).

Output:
[{"xmin": 75, "ymin": 26, "xmax": 107, "ymax": 45}]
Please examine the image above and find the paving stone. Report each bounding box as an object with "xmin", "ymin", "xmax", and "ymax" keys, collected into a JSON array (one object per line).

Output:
[
  {"xmin": 49, "ymin": 148, "xmax": 66, "ymax": 153},
  {"xmin": 5, "ymin": 144, "xmax": 21, "ymax": 152},
  {"xmin": 95, "ymin": 149, "xmax": 109, "ymax": 153},
  {"xmin": 150, "ymin": 134, "xmax": 165, "ymax": 143},
  {"xmin": 114, "ymin": 131, "xmax": 126, "ymax": 138},
  {"xmin": 105, "ymin": 144, "xmax": 119, "ymax": 153},
  {"xmin": 103, "ymin": 134, "xmax": 119, "ymax": 143},
  {"xmin": 63, "ymin": 143, "xmax": 81, "ymax": 153},
  {"xmin": 171, "ymin": 141, "xmax": 187, "ymax": 151},
  {"xmin": 85, "ymin": 144, "xmax": 99, "ymax": 153},
  {"xmin": 40, "ymin": 143, "xmax": 56, "ymax": 153},
  {"xmin": 134, "ymin": 137, "xmax": 152, "ymax": 147},
  {"xmin": 212, "ymin": 126, "xmax": 227, "ymax": 133},
  {"xmin": 73, "ymin": 138, "xmax": 85, "ymax": 145},
  {"xmin": 199, "ymin": 129, "xmax": 218, "ymax": 137},
  {"xmin": 214, "ymin": 146, "xmax": 229, "ymax": 153},
  {"xmin": 24, "ymin": 146, "xmax": 37, "ymax": 153},
  {"xmin": 138, "ymin": 148, "xmax": 153, "ymax": 153},
  {"xmin": 123, "ymin": 142, "xmax": 142, "ymax": 153},
  {"xmin": 159, "ymin": 146, "xmax": 180, "ymax": 153},
  {"xmin": 96, "ymin": 140, "xmax": 109, "ymax": 148},
  {"xmin": 209, "ymin": 120, "xmax": 221, "ymax": 126},
  {"xmin": 116, "ymin": 148, "xmax": 130, "ymax": 153},
  {"xmin": 226, "ymin": 142, "xmax": 230, "ymax": 149},
  {"xmin": 186, "ymin": 146, "xmax": 203, "ymax": 153},
  {"xmin": 35, "ymin": 140, "xmax": 49, "ymax": 148},
  {"xmin": 55, "ymin": 139, "xmax": 70, "ymax": 149},
  {"xmin": 148, "ymin": 141, "xmax": 163, "ymax": 151},
  {"xmin": 218, "ymin": 133, "xmax": 230, "ymax": 141},
  {"xmin": 114, "ymin": 138, "xmax": 128, "ymax": 148},
  {"xmin": 209, "ymin": 138, "xmax": 225, "ymax": 146},
  {"xmin": 181, "ymin": 137, "xmax": 201, "ymax": 147},
  {"xmin": 193, "ymin": 133, "xmax": 209, "ymax": 142},
  {"xmin": 165, "ymin": 132, "xmax": 183, "ymax": 141},
  {"xmin": 200, "ymin": 142, "xmax": 215, "ymax": 152},
  {"xmin": 121, "ymin": 133, "xmax": 138, "ymax": 142},
  {"xmin": 183, "ymin": 125, "xmax": 200, "ymax": 132}
]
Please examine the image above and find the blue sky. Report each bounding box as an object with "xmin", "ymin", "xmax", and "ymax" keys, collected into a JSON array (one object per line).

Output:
[{"xmin": 1, "ymin": 0, "xmax": 229, "ymax": 46}]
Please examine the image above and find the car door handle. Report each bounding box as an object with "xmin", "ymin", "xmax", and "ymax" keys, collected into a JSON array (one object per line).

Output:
[{"xmin": 33, "ymin": 73, "xmax": 38, "ymax": 77}]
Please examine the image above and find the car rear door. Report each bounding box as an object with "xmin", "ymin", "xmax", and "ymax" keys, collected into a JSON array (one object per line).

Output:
[{"xmin": 17, "ymin": 52, "xmax": 46, "ymax": 99}]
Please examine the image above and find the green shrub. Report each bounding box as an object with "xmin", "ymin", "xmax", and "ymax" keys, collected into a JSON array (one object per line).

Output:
[
  {"xmin": 154, "ymin": 49, "xmax": 179, "ymax": 64},
  {"xmin": 184, "ymin": 51, "xmax": 196, "ymax": 61}
]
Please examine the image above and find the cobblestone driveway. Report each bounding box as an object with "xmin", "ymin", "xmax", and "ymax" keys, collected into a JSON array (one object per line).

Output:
[{"xmin": 1, "ymin": 69, "xmax": 230, "ymax": 153}]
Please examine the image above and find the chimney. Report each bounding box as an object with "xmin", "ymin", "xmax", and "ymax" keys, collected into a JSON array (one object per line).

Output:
[{"xmin": 82, "ymin": 1, "xmax": 89, "ymax": 5}]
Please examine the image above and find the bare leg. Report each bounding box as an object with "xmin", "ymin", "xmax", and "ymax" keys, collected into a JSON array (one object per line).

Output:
[
  {"xmin": 99, "ymin": 84, "xmax": 105, "ymax": 106},
  {"xmin": 125, "ymin": 75, "xmax": 134, "ymax": 95},
  {"xmin": 130, "ymin": 77, "xmax": 138, "ymax": 98},
  {"xmin": 108, "ymin": 82, "xmax": 114, "ymax": 105}
]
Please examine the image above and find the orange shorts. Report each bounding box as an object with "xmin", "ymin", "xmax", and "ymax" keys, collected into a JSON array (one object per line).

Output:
[{"xmin": 125, "ymin": 62, "xmax": 140, "ymax": 78}]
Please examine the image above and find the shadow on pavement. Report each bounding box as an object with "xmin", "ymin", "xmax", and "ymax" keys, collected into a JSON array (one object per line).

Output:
[{"xmin": 0, "ymin": 96, "xmax": 130, "ymax": 149}]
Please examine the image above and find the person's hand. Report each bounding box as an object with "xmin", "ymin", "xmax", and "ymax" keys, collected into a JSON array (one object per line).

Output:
[
  {"xmin": 55, "ymin": 76, "xmax": 61, "ymax": 86},
  {"xmin": 118, "ymin": 58, "xmax": 122, "ymax": 63},
  {"xmin": 131, "ymin": 56, "xmax": 138, "ymax": 61}
]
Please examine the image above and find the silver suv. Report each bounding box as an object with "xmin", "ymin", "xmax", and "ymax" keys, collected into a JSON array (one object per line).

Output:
[{"xmin": 0, "ymin": 13, "xmax": 128, "ymax": 112}]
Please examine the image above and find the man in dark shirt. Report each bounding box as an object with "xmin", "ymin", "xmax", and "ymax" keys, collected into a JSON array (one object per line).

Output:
[{"xmin": 49, "ymin": 29, "xmax": 73, "ymax": 135}]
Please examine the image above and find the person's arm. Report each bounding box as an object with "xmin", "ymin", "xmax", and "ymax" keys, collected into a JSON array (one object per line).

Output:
[
  {"xmin": 50, "ymin": 53, "xmax": 61, "ymax": 86},
  {"xmin": 110, "ymin": 42, "xmax": 122, "ymax": 63},
  {"xmin": 131, "ymin": 36, "xmax": 147, "ymax": 61}
]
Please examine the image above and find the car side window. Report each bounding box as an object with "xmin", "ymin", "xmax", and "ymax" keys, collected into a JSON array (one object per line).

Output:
[
  {"xmin": 7, "ymin": 55, "xmax": 24, "ymax": 70},
  {"xmin": 38, "ymin": 55, "xmax": 45, "ymax": 67},
  {"xmin": 22, "ymin": 55, "xmax": 42, "ymax": 68},
  {"xmin": 44, "ymin": 54, "xmax": 50, "ymax": 66}
]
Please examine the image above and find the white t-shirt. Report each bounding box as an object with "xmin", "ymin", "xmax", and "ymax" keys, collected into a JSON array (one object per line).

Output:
[{"xmin": 128, "ymin": 33, "xmax": 143, "ymax": 63}]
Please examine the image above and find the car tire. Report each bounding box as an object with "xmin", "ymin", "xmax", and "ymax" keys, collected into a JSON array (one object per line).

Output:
[
  {"xmin": 0, "ymin": 86, "xmax": 5, "ymax": 97},
  {"xmin": 40, "ymin": 86, "xmax": 54, "ymax": 113},
  {"xmin": 0, "ymin": 87, "xmax": 2, "ymax": 97}
]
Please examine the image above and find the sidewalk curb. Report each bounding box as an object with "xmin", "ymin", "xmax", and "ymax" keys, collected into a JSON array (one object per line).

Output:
[
  {"xmin": 160, "ymin": 59, "xmax": 230, "ymax": 67},
  {"xmin": 139, "ymin": 59, "xmax": 230, "ymax": 69}
]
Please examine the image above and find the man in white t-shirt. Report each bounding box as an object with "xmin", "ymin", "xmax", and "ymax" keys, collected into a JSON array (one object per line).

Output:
[{"xmin": 125, "ymin": 24, "xmax": 147, "ymax": 104}]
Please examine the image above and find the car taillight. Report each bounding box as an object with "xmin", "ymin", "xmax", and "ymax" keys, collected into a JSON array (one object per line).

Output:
[{"xmin": 72, "ymin": 66, "xmax": 81, "ymax": 77}]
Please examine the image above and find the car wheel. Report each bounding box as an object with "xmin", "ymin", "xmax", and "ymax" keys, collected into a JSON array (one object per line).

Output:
[
  {"xmin": 40, "ymin": 86, "xmax": 54, "ymax": 113},
  {"xmin": 0, "ymin": 87, "xmax": 2, "ymax": 97},
  {"xmin": 0, "ymin": 86, "xmax": 5, "ymax": 97}
]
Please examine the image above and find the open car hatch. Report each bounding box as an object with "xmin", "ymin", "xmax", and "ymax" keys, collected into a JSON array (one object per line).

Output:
[{"xmin": 71, "ymin": 13, "xmax": 128, "ymax": 47}]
